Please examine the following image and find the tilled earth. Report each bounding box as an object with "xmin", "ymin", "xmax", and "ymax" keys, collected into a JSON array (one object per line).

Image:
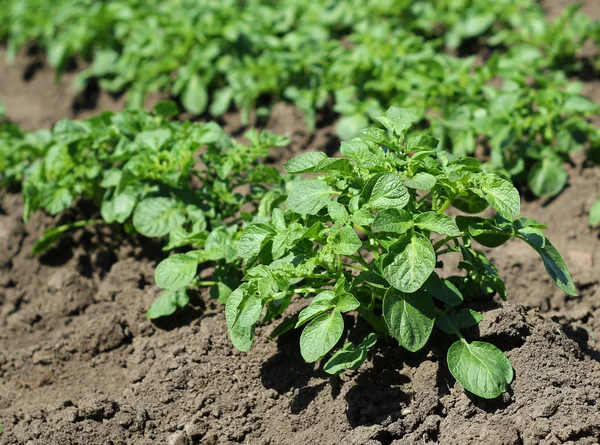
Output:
[{"xmin": 1, "ymin": 1, "xmax": 600, "ymax": 443}]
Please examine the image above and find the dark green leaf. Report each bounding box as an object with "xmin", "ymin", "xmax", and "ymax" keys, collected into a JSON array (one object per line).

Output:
[
  {"xmin": 372, "ymin": 209, "xmax": 412, "ymax": 234},
  {"xmin": 286, "ymin": 180, "xmax": 332, "ymax": 215},
  {"xmin": 363, "ymin": 173, "xmax": 409, "ymax": 211},
  {"xmin": 382, "ymin": 233, "xmax": 436, "ymax": 293},
  {"xmin": 404, "ymin": 173, "xmax": 437, "ymax": 190},
  {"xmin": 447, "ymin": 340, "xmax": 513, "ymax": 399},
  {"xmin": 133, "ymin": 198, "xmax": 186, "ymax": 238},
  {"xmin": 146, "ymin": 288, "xmax": 190, "ymax": 320},
  {"xmin": 323, "ymin": 333, "xmax": 377, "ymax": 375},
  {"xmin": 457, "ymin": 308, "xmax": 483, "ymax": 329},
  {"xmin": 517, "ymin": 229, "xmax": 577, "ymax": 296},
  {"xmin": 528, "ymin": 159, "xmax": 568, "ymax": 198},
  {"xmin": 414, "ymin": 212, "xmax": 461, "ymax": 236},
  {"xmin": 284, "ymin": 152, "xmax": 328, "ymax": 174},
  {"xmin": 300, "ymin": 310, "xmax": 344, "ymax": 363},
  {"xmin": 423, "ymin": 273, "xmax": 463, "ymax": 306},
  {"xmin": 153, "ymin": 101, "xmax": 179, "ymax": 118},
  {"xmin": 155, "ymin": 253, "xmax": 198, "ymax": 290},
  {"xmin": 383, "ymin": 289, "xmax": 435, "ymax": 352}
]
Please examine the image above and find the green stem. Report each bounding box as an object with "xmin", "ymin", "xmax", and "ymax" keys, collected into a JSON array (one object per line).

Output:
[
  {"xmin": 349, "ymin": 254, "xmax": 370, "ymax": 269},
  {"xmin": 293, "ymin": 287, "xmax": 328, "ymax": 294},
  {"xmin": 344, "ymin": 262, "xmax": 367, "ymax": 272},
  {"xmin": 197, "ymin": 281, "xmax": 217, "ymax": 286},
  {"xmin": 74, "ymin": 219, "xmax": 104, "ymax": 228},
  {"xmin": 433, "ymin": 235, "xmax": 456, "ymax": 251},
  {"xmin": 357, "ymin": 304, "xmax": 388, "ymax": 338},
  {"xmin": 436, "ymin": 199, "xmax": 451, "ymax": 214},
  {"xmin": 418, "ymin": 192, "xmax": 433, "ymax": 203}
]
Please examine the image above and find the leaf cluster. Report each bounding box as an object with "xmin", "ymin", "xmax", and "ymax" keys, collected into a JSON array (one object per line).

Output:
[
  {"xmin": 1, "ymin": 101, "xmax": 289, "ymax": 316},
  {"xmin": 2, "ymin": 0, "xmax": 598, "ymax": 217},
  {"xmin": 222, "ymin": 108, "xmax": 576, "ymax": 398}
]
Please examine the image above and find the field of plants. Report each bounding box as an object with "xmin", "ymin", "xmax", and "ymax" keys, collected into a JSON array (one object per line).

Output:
[{"xmin": 0, "ymin": 0, "xmax": 599, "ymax": 444}]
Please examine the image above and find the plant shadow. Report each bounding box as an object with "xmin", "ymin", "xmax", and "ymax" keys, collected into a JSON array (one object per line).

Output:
[{"xmin": 344, "ymin": 353, "xmax": 411, "ymax": 428}]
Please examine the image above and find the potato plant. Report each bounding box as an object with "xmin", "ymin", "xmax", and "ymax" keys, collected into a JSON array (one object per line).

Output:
[
  {"xmin": 2, "ymin": 0, "xmax": 598, "ymax": 209},
  {"xmin": 1, "ymin": 102, "xmax": 289, "ymax": 317},
  {"xmin": 219, "ymin": 108, "xmax": 576, "ymax": 399},
  {"xmin": 0, "ymin": 102, "xmax": 579, "ymax": 399}
]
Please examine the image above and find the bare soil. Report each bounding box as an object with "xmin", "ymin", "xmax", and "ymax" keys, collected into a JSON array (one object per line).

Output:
[{"xmin": 1, "ymin": 2, "xmax": 600, "ymax": 444}]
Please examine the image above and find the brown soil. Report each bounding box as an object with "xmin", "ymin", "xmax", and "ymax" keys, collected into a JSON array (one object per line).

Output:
[{"xmin": 1, "ymin": 1, "xmax": 600, "ymax": 443}]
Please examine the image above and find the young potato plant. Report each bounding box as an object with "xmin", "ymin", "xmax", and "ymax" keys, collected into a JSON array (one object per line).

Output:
[
  {"xmin": 7, "ymin": 102, "xmax": 289, "ymax": 318},
  {"xmin": 224, "ymin": 108, "xmax": 576, "ymax": 399}
]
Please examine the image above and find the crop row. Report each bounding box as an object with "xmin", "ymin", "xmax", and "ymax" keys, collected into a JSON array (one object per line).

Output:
[
  {"xmin": 0, "ymin": 104, "xmax": 576, "ymax": 399},
  {"xmin": 2, "ymin": 0, "xmax": 599, "ymax": 219}
]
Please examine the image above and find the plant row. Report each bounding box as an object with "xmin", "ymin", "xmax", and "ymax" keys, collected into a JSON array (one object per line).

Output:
[
  {"xmin": 0, "ymin": 104, "xmax": 576, "ymax": 400},
  {"xmin": 2, "ymin": 0, "xmax": 599, "ymax": 220}
]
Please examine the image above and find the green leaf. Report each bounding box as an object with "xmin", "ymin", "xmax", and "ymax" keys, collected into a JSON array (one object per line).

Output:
[
  {"xmin": 563, "ymin": 96, "xmax": 599, "ymax": 113},
  {"xmin": 447, "ymin": 340, "xmax": 513, "ymax": 399},
  {"xmin": 284, "ymin": 152, "xmax": 328, "ymax": 174},
  {"xmin": 372, "ymin": 209, "xmax": 412, "ymax": 234},
  {"xmin": 182, "ymin": 75, "xmax": 208, "ymax": 114},
  {"xmin": 101, "ymin": 192, "xmax": 136, "ymax": 224},
  {"xmin": 363, "ymin": 173, "xmax": 409, "ymax": 211},
  {"xmin": 335, "ymin": 292, "xmax": 361, "ymax": 312},
  {"xmin": 40, "ymin": 187, "xmax": 73, "ymax": 215},
  {"xmin": 229, "ymin": 323, "xmax": 254, "ymax": 352},
  {"xmin": 237, "ymin": 223, "xmax": 276, "ymax": 262},
  {"xmin": 377, "ymin": 107, "xmax": 418, "ymax": 136},
  {"xmin": 336, "ymin": 114, "xmax": 369, "ymax": 141},
  {"xmin": 136, "ymin": 129, "xmax": 171, "ymax": 150},
  {"xmin": 133, "ymin": 198, "xmax": 186, "ymax": 238},
  {"xmin": 517, "ymin": 229, "xmax": 577, "ymax": 296},
  {"xmin": 406, "ymin": 135, "xmax": 439, "ymax": 151},
  {"xmin": 226, "ymin": 285, "xmax": 263, "ymax": 329},
  {"xmin": 209, "ymin": 87, "xmax": 233, "ymax": 116},
  {"xmin": 333, "ymin": 226, "xmax": 362, "ymax": 255},
  {"xmin": 465, "ymin": 217, "xmax": 513, "ymax": 248},
  {"xmin": 527, "ymin": 159, "xmax": 568, "ymax": 198},
  {"xmin": 383, "ymin": 289, "xmax": 435, "ymax": 352},
  {"xmin": 457, "ymin": 308, "xmax": 483, "ymax": 329},
  {"xmin": 155, "ymin": 253, "xmax": 198, "ymax": 290},
  {"xmin": 269, "ymin": 316, "xmax": 298, "ymax": 339},
  {"xmin": 296, "ymin": 291, "xmax": 336, "ymax": 328},
  {"xmin": 474, "ymin": 173, "xmax": 520, "ymax": 219},
  {"xmin": 414, "ymin": 212, "xmax": 461, "ymax": 236},
  {"xmin": 300, "ymin": 310, "xmax": 344, "ymax": 363},
  {"xmin": 153, "ymin": 101, "xmax": 179, "ymax": 118},
  {"xmin": 435, "ymin": 314, "xmax": 460, "ymax": 334},
  {"xmin": 146, "ymin": 288, "xmax": 190, "ymax": 320},
  {"xmin": 452, "ymin": 191, "xmax": 489, "ymax": 215},
  {"xmin": 423, "ymin": 273, "xmax": 463, "ymax": 306},
  {"xmin": 590, "ymin": 198, "xmax": 600, "ymax": 227},
  {"xmin": 296, "ymin": 291, "xmax": 359, "ymax": 328},
  {"xmin": 404, "ymin": 173, "xmax": 437, "ymax": 190},
  {"xmin": 327, "ymin": 201, "xmax": 348, "ymax": 223},
  {"xmin": 340, "ymin": 140, "xmax": 385, "ymax": 169},
  {"xmin": 382, "ymin": 232, "xmax": 436, "ymax": 293},
  {"xmin": 351, "ymin": 208, "xmax": 375, "ymax": 226},
  {"xmin": 286, "ymin": 179, "xmax": 332, "ymax": 215},
  {"xmin": 324, "ymin": 333, "xmax": 377, "ymax": 375}
]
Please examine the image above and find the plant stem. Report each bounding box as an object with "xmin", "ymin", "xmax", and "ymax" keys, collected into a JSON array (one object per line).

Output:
[
  {"xmin": 357, "ymin": 304, "xmax": 388, "ymax": 338},
  {"xmin": 433, "ymin": 235, "xmax": 456, "ymax": 250},
  {"xmin": 436, "ymin": 199, "xmax": 451, "ymax": 214},
  {"xmin": 344, "ymin": 262, "xmax": 367, "ymax": 271},
  {"xmin": 349, "ymin": 254, "xmax": 370, "ymax": 269}
]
